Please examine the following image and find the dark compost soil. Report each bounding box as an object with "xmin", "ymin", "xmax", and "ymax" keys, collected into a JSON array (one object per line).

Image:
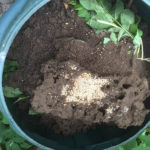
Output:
[{"xmin": 4, "ymin": 0, "xmax": 150, "ymax": 135}]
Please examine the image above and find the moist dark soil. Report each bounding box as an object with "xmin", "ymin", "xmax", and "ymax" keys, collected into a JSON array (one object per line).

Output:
[{"xmin": 5, "ymin": 0, "xmax": 150, "ymax": 135}]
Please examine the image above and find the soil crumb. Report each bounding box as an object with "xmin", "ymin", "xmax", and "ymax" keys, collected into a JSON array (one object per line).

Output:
[{"xmin": 5, "ymin": 0, "xmax": 150, "ymax": 135}]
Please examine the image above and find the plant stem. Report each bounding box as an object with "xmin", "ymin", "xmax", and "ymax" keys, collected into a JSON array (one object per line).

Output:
[
  {"xmin": 140, "ymin": 38, "xmax": 144, "ymax": 59},
  {"xmin": 96, "ymin": 20, "xmax": 120, "ymax": 28}
]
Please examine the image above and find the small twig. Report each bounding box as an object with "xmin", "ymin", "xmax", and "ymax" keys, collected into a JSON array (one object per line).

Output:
[{"xmin": 140, "ymin": 38, "xmax": 144, "ymax": 59}]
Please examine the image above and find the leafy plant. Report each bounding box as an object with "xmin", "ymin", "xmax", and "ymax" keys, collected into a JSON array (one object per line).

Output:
[
  {"xmin": 115, "ymin": 127, "xmax": 150, "ymax": 150},
  {"xmin": 0, "ymin": 60, "xmax": 32, "ymax": 149},
  {"xmin": 69, "ymin": 0, "xmax": 150, "ymax": 61},
  {"xmin": 3, "ymin": 86, "xmax": 29, "ymax": 103},
  {"xmin": 3, "ymin": 60, "xmax": 38, "ymax": 115},
  {"xmin": 3, "ymin": 86, "xmax": 23, "ymax": 98},
  {"xmin": 3, "ymin": 60, "xmax": 29, "ymax": 103},
  {"xmin": 3, "ymin": 60, "xmax": 19, "ymax": 80},
  {"xmin": 0, "ymin": 112, "xmax": 32, "ymax": 150}
]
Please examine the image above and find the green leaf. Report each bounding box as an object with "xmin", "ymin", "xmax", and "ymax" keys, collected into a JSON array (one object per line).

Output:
[
  {"xmin": 108, "ymin": 27, "xmax": 120, "ymax": 32},
  {"xmin": 122, "ymin": 32, "xmax": 130, "ymax": 37},
  {"xmin": 0, "ymin": 137, "xmax": 3, "ymax": 143},
  {"xmin": 80, "ymin": 0, "xmax": 113, "ymax": 30},
  {"xmin": 69, "ymin": 0, "xmax": 76, "ymax": 5},
  {"xmin": 79, "ymin": 0, "xmax": 99, "ymax": 11},
  {"xmin": 118, "ymin": 29, "xmax": 125, "ymax": 41},
  {"xmin": 0, "ymin": 113, "xmax": 9, "ymax": 125},
  {"xmin": 3, "ymin": 60, "xmax": 19, "ymax": 80},
  {"xmin": 110, "ymin": 32, "xmax": 117, "ymax": 43},
  {"xmin": 1, "ymin": 116, "xmax": 9, "ymax": 125},
  {"xmin": 133, "ymin": 29, "xmax": 141, "ymax": 47},
  {"xmin": 112, "ymin": 0, "xmax": 124, "ymax": 19},
  {"xmin": 130, "ymin": 18, "xmax": 142, "ymax": 37},
  {"xmin": 13, "ymin": 137, "xmax": 25, "ymax": 143},
  {"xmin": 103, "ymin": 38, "xmax": 110, "ymax": 44},
  {"xmin": 99, "ymin": 0, "xmax": 112, "ymax": 10},
  {"xmin": 74, "ymin": 4, "xmax": 83, "ymax": 10},
  {"xmin": 11, "ymin": 143, "xmax": 21, "ymax": 150},
  {"xmin": 130, "ymin": 24, "xmax": 138, "ymax": 36},
  {"xmin": 4, "ymin": 61, "xmax": 19, "ymax": 73},
  {"xmin": 5, "ymin": 141, "xmax": 21, "ymax": 150},
  {"xmin": 115, "ymin": 147, "xmax": 124, "ymax": 150},
  {"xmin": 123, "ymin": 139, "xmax": 137, "ymax": 150},
  {"xmin": 78, "ymin": 8, "xmax": 91, "ymax": 21},
  {"xmin": 0, "ymin": 124, "xmax": 6, "ymax": 142},
  {"xmin": 0, "ymin": 121, "xmax": 6, "ymax": 130},
  {"xmin": 5, "ymin": 140, "xmax": 14, "ymax": 150},
  {"xmin": 131, "ymin": 146, "xmax": 150, "ymax": 150},
  {"xmin": 138, "ymin": 29, "xmax": 143, "ymax": 37},
  {"xmin": 120, "ymin": 9, "xmax": 135, "ymax": 29},
  {"xmin": 3, "ymin": 86, "xmax": 23, "ymax": 98},
  {"xmin": 20, "ymin": 142, "xmax": 32, "ymax": 149},
  {"xmin": 145, "ymin": 127, "xmax": 150, "ymax": 134},
  {"xmin": 139, "ymin": 135, "xmax": 150, "ymax": 146},
  {"xmin": 88, "ymin": 15, "xmax": 111, "ymax": 29},
  {"xmin": 3, "ymin": 73, "xmax": 8, "ymax": 80},
  {"xmin": 80, "ymin": 0, "xmax": 112, "ymax": 21},
  {"xmin": 3, "ymin": 128, "xmax": 16, "ymax": 139}
]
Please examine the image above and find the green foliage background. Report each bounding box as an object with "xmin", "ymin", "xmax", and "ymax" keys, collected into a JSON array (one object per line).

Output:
[
  {"xmin": 0, "ymin": 60, "xmax": 31, "ymax": 150},
  {"xmin": 115, "ymin": 127, "xmax": 150, "ymax": 150},
  {"xmin": 0, "ymin": 112, "xmax": 32, "ymax": 150}
]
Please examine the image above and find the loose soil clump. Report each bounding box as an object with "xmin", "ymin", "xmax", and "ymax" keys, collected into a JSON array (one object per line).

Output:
[{"xmin": 5, "ymin": 0, "xmax": 150, "ymax": 135}]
